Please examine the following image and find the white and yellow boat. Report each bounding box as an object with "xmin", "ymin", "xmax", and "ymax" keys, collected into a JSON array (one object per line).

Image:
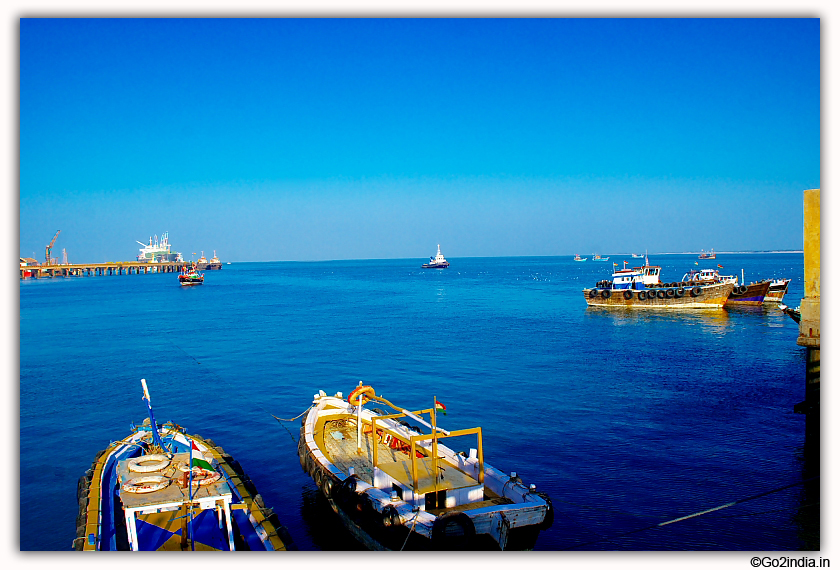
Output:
[
  {"xmin": 298, "ymin": 384, "xmax": 553, "ymax": 550},
  {"xmin": 74, "ymin": 379, "xmax": 294, "ymax": 551}
]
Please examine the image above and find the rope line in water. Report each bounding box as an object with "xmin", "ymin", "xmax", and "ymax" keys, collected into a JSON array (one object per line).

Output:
[
  {"xmin": 563, "ymin": 476, "xmax": 819, "ymax": 550},
  {"xmin": 168, "ymin": 339, "xmax": 310, "ymax": 444}
]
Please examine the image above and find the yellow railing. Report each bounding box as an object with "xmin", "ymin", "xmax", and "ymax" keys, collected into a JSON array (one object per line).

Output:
[{"xmin": 369, "ymin": 408, "xmax": 484, "ymax": 494}]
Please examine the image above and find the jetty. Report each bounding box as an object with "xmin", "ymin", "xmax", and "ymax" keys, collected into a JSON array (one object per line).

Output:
[{"xmin": 20, "ymin": 261, "xmax": 195, "ymax": 279}]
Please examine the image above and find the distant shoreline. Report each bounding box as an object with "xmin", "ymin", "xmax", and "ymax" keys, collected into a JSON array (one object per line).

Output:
[{"xmin": 219, "ymin": 251, "xmax": 804, "ymax": 263}]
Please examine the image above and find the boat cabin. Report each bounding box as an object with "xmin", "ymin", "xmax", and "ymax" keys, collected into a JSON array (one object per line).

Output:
[
  {"xmin": 610, "ymin": 269, "xmax": 646, "ymax": 290},
  {"xmin": 682, "ymin": 269, "xmax": 736, "ymax": 284}
]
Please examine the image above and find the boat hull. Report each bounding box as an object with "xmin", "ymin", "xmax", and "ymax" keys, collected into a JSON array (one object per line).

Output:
[
  {"xmin": 764, "ymin": 279, "xmax": 791, "ymax": 303},
  {"xmin": 583, "ymin": 282, "xmax": 734, "ymax": 308},
  {"xmin": 725, "ymin": 280, "xmax": 771, "ymax": 306},
  {"xmin": 298, "ymin": 395, "xmax": 552, "ymax": 550},
  {"xmin": 74, "ymin": 423, "xmax": 294, "ymax": 551}
]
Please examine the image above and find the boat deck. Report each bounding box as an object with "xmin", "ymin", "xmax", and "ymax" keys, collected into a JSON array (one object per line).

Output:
[{"xmin": 321, "ymin": 418, "xmax": 420, "ymax": 485}]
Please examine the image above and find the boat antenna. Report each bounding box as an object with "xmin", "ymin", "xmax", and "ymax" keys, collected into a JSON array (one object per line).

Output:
[{"xmin": 140, "ymin": 379, "xmax": 167, "ymax": 453}]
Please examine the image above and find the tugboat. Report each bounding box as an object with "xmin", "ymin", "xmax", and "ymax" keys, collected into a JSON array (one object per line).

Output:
[
  {"xmin": 73, "ymin": 379, "xmax": 294, "ymax": 551},
  {"xmin": 298, "ymin": 384, "xmax": 553, "ymax": 550},
  {"xmin": 179, "ymin": 263, "xmax": 204, "ymax": 286},
  {"xmin": 422, "ymin": 245, "xmax": 450, "ymax": 268}
]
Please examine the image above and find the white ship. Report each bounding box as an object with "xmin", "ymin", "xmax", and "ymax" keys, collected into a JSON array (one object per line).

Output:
[{"xmin": 136, "ymin": 232, "xmax": 183, "ymax": 263}]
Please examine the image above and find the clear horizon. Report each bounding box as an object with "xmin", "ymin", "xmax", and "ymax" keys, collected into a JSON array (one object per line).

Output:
[{"xmin": 20, "ymin": 19, "xmax": 819, "ymax": 263}]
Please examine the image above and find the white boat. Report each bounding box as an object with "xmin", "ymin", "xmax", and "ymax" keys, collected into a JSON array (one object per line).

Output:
[
  {"xmin": 631, "ymin": 253, "xmax": 644, "ymax": 258},
  {"xmin": 422, "ymin": 245, "xmax": 450, "ymax": 268},
  {"xmin": 573, "ymin": 254, "xmax": 587, "ymax": 262},
  {"xmin": 136, "ymin": 232, "xmax": 183, "ymax": 263},
  {"xmin": 593, "ymin": 255, "xmax": 610, "ymax": 261},
  {"xmin": 298, "ymin": 385, "xmax": 553, "ymax": 550}
]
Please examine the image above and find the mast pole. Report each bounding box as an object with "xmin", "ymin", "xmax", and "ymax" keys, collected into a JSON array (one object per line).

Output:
[
  {"xmin": 140, "ymin": 379, "xmax": 166, "ymax": 452},
  {"xmin": 432, "ymin": 396, "xmax": 439, "ymax": 493}
]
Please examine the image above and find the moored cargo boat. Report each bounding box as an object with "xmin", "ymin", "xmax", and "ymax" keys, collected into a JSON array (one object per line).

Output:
[
  {"xmin": 74, "ymin": 379, "xmax": 294, "ymax": 551},
  {"xmin": 298, "ymin": 385, "xmax": 553, "ymax": 550},
  {"xmin": 681, "ymin": 269, "xmax": 771, "ymax": 306},
  {"xmin": 584, "ymin": 261, "xmax": 733, "ymax": 308}
]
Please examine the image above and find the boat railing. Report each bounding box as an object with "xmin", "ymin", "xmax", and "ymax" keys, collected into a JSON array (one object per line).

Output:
[{"xmin": 370, "ymin": 410, "xmax": 485, "ymax": 493}]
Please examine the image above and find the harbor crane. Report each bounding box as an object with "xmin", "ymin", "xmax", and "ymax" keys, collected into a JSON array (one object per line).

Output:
[{"xmin": 45, "ymin": 230, "xmax": 60, "ymax": 266}]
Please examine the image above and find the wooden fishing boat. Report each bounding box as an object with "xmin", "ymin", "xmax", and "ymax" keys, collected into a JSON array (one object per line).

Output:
[
  {"xmin": 681, "ymin": 269, "xmax": 771, "ymax": 306},
  {"xmin": 74, "ymin": 379, "xmax": 294, "ymax": 551},
  {"xmin": 698, "ymin": 249, "xmax": 716, "ymax": 259},
  {"xmin": 573, "ymin": 254, "xmax": 587, "ymax": 262},
  {"xmin": 764, "ymin": 278, "xmax": 791, "ymax": 303},
  {"xmin": 298, "ymin": 385, "xmax": 554, "ymax": 550},
  {"xmin": 584, "ymin": 262, "xmax": 734, "ymax": 308}
]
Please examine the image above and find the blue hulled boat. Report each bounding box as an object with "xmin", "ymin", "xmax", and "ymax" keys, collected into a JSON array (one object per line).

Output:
[{"xmin": 74, "ymin": 380, "xmax": 294, "ymax": 551}]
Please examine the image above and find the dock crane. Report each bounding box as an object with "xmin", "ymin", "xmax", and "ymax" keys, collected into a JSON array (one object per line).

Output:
[{"xmin": 45, "ymin": 230, "xmax": 60, "ymax": 266}]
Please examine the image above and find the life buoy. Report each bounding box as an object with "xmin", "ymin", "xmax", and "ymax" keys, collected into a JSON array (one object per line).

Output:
[
  {"xmin": 601, "ymin": 289, "xmax": 611, "ymax": 299},
  {"xmin": 623, "ymin": 290, "xmax": 633, "ymax": 300},
  {"xmin": 589, "ymin": 289, "xmax": 598, "ymax": 298},
  {"xmin": 637, "ymin": 290, "xmax": 647, "ymax": 300},
  {"xmin": 347, "ymin": 385, "xmax": 375, "ymax": 406},
  {"xmin": 176, "ymin": 468, "xmax": 221, "ymax": 488},
  {"xmin": 690, "ymin": 287, "xmax": 702, "ymax": 297},
  {"xmin": 122, "ymin": 475, "xmax": 170, "ymax": 494},
  {"xmin": 127, "ymin": 454, "xmax": 170, "ymax": 473}
]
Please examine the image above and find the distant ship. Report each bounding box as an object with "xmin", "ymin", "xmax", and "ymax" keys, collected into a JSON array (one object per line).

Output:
[
  {"xmin": 136, "ymin": 232, "xmax": 183, "ymax": 263},
  {"xmin": 698, "ymin": 249, "xmax": 716, "ymax": 259},
  {"xmin": 574, "ymin": 254, "xmax": 587, "ymax": 262},
  {"xmin": 197, "ymin": 250, "xmax": 223, "ymax": 270},
  {"xmin": 422, "ymin": 244, "xmax": 450, "ymax": 268}
]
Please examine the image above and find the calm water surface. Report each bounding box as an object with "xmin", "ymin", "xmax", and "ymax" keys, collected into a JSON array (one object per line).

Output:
[{"xmin": 19, "ymin": 254, "xmax": 817, "ymax": 551}]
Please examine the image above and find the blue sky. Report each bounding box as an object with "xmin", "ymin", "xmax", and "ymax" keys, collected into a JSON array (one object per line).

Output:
[{"xmin": 19, "ymin": 18, "xmax": 819, "ymax": 262}]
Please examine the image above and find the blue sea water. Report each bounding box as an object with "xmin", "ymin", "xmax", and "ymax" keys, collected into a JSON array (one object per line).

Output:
[{"xmin": 19, "ymin": 253, "xmax": 817, "ymax": 551}]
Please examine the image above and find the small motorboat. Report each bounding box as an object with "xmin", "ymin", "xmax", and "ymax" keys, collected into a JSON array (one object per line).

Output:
[
  {"xmin": 573, "ymin": 254, "xmax": 587, "ymax": 262},
  {"xmin": 298, "ymin": 384, "xmax": 553, "ymax": 550},
  {"xmin": 74, "ymin": 379, "xmax": 294, "ymax": 551}
]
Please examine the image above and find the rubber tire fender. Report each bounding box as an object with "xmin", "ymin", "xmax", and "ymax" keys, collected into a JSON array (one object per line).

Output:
[
  {"xmin": 690, "ymin": 287, "xmax": 702, "ymax": 297},
  {"xmin": 589, "ymin": 289, "xmax": 598, "ymax": 298},
  {"xmin": 623, "ymin": 290, "xmax": 633, "ymax": 300},
  {"xmin": 675, "ymin": 287, "xmax": 685, "ymax": 297},
  {"xmin": 601, "ymin": 289, "xmax": 611, "ymax": 299},
  {"xmin": 381, "ymin": 504, "xmax": 401, "ymax": 528},
  {"xmin": 536, "ymin": 491, "xmax": 555, "ymax": 530},
  {"xmin": 637, "ymin": 290, "xmax": 647, "ymax": 300},
  {"xmin": 656, "ymin": 289, "xmax": 666, "ymax": 299},
  {"xmin": 431, "ymin": 511, "xmax": 476, "ymax": 548}
]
